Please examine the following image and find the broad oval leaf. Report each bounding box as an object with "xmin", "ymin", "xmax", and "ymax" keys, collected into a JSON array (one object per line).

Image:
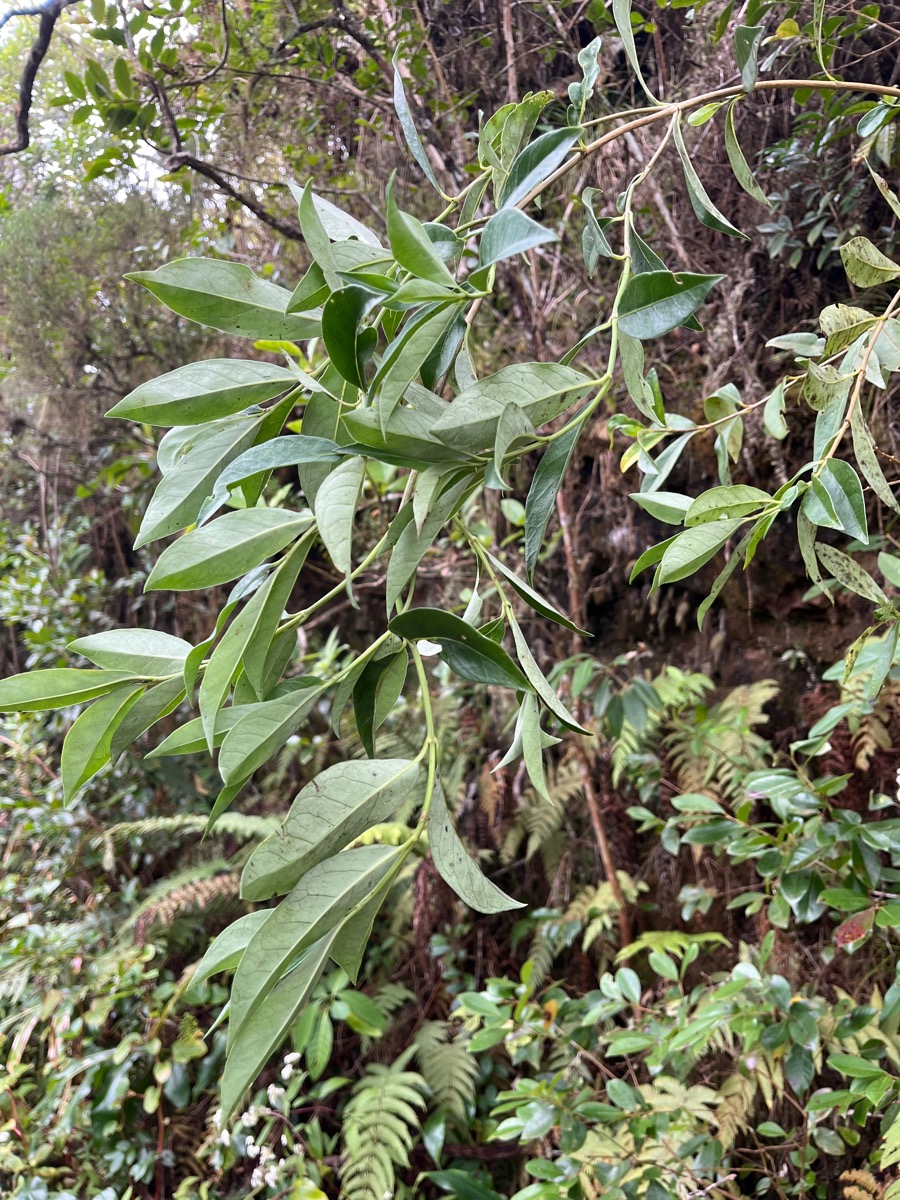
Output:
[
  {"xmin": 146, "ymin": 509, "xmax": 312, "ymax": 592},
  {"xmin": 241, "ymin": 758, "xmax": 420, "ymax": 901},
  {"xmin": 480, "ymin": 209, "xmax": 557, "ymax": 267},
  {"xmin": 657, "ymin": 519, "xmax": 743, "ymax": 585},
  {"xmin": 106, "ymin": 360, "xmax": 296, "ymax": 427},
  {"xmin": 816, "ymin": 544, "xmax": 887, "ymax": 604},
  {"xmin": 428, "ymin": 780, "xmax": 524, "ymax": 913},
  {"xmin": 629, "ymin": 491, "xmax": 692, "ymax": 525},
  {"xmin": 315, "ymin": 457, "xmax": 365, "ymax": 578},
  {"xmin": 618, "ymin": 271, "xmax": 724, "ymax": 340},
  {"xmin": 498, "ymin": 126, "xmax": 582, "ymax": 209},
  {"xmin": 389, "ymin": 608, "xmax": 530, "ymax": 689},
  {"xmin": 218, "ymin": 683, "xmax": 324, "ymax": 784},
  {"xmin": 684, "ymin": 485, "xmax": 771, "ymax": 526},
  {"xmin": 839, "ymin": 237, "xmax": 900, "ymax": 288},
  {"xmin": 68, "ymin": 629, "xmax": 192, "ymax": 676},
  {"xmin": 126, "ymin": 258, "xmax": 321, "ymax": 340}
]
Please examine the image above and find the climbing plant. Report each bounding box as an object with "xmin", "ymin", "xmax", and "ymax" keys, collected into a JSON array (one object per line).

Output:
[{"xmin": 3, "ymin": 4, "xmax": 900, "ymax": 1156}]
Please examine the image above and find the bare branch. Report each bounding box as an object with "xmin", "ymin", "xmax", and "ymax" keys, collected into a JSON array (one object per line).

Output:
[
  {"xmin": 0, "ymin": 0, "xmax": 82, "ymax": 156},
  {"xmin": 166, "ymin": 151, "xmax": 303, "ymax": 242}
]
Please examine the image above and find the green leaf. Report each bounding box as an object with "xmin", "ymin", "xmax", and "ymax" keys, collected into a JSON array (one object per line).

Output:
[
  {"xmin": 126, "ymin": 259, "xmax": 320, "ymax": 340},
  {"xmin": 241, "ymin": 759, "xmax": 419, "ymax": 901},
  {"xmin": 508, "ymin": 613, "xmax": 590, "ymax": 733},
  {"xmin": 0, "ymin": 668, "xmax": 138, "ymax": 713},
  {"xmin": 763, "ymin": 379, "xmax": 788, "ymax": 439},
  {"xmin": 202, "ymin": 435, "xmax": 342, "ymax": 520},
  {"xmin": 392, "ymin": 50, "xmax": 447, "ymax": 196},
  {"xmin": 330, "ymin": 889, "xmax": 386, "ymax": 983},
  {"xmin": 820, "ymin": 304, "xmax": 878, "ymax": 355},
  {"xmin": 315, "ymin": 457, "xmax": 364, "ymax": 578},
  {"xmin": 819, "ymin": 460, "xmax": 868, "ymax": 543},
  {"xmin": 431, "ymin": 363, "xmax": 591, "ymax": 453},
  {"xmin": 629, "ymin": 491, "xmax": 692, "ymax": 525},
  {"xmin": 145, "ymin": 704, "xmax": 259, "ymax": 759},
  {"xmin": 186, "ymin": 911, "xmax": 271, "ymax": 998},
  {"xmin": 866, "ymin": 160, "xmax": 900, "ymax": 222},
  {"xmin": 389, "ymin": 609, "xmax": 530, "ymax": 690},
  {"xmin": 387, "ymin": 186, "xmax": 456, "ymax": 287},
  {"xmin": 684, "ymin": 485, "xmax": 771, "ymax": 526},
  {"xmin": 839, "ymin": 237, "xmax": 900, "ymax": 288},
  {"xmin": 135, "ymin": 414, "xmax": 262, "ymax": 548},
  {"xmin": 353, "ymin": 650, "xmax": 408, "ymax": 757},
  {"xmin": 68, "ymin": 629, "xmax": 191, "ymax": 676},
  {"xmin": 344, "ymin": 403, "xmax": 465, "ymax": 469},
  {"xmin": 297, "ymin": 180, "xmax": 340, "ymax": 291},
  {"xmin": 107, "ymin": 360, "xmax": 296, "ymax": 427},
  {"xmin": 229, "ymin": 845, "xmax": 398, "ymax": 1045},
  {"xmin": 520, "ymin": 691, "xmax": 553, "ymax": 805},
  {"xmin": 109, "ymin": 676, "xmax": 186, "ymax": 763},
  {"xmin": 286, "ymin": 261, "xmax": 329, "ymax": 314},
  {"xmin": 618, "ymin": 271, "xmax": 724, "ymax": 340},
  {"xmin": 724, "ymin": 100, "xmax": 770, "ymax": 206},
  {"xmin": 218, "ymin": 684, "xmax": 325, "ymax": 784},
  {"xmin": 485, "ymin": 550, "xmax": 589, "ymax": 635},
  {"xmin": 785, "ymin": 1044, "xmax": 814, "ymax": 1094},
  {"xmin": 620, "ymin": 331, "xmax": 662, "ymax": 423},
  {"xmin": 612, "ymin": 0, "xmax": 657, "ymax": 101},
  {"xmin": 146, "ymin": 509, "xmax": 311, "ymax": 592},
  {"xmin": 242, "ymin": 533, "xmax": 312, "ymax": 697},
  {"xmin": 657, "ymin": 519, "xmax": 743, "ymax": 585},
  {"xmin": 673, "ymin": 119, "xmax": 748, "ymax": 240},
  {"xmin": 385, "ymin": 476, "xmax": 473, "ymax": 611},
  {"xmin": 321, "ymin": 285, "xmax": 381, "ymax": 389},
  {"xmin": 287, "ymin": 182, "xmax": 383, "ymax": 247},
  {"xmin": 490, "ymin": 402, "xmax": 534, "ymax": 490},
  {"xmin": 816, "ymin": 544, "xmax": 887, "ymax": 604},
  {"xmin": 480, "ymin": 209, "xmax": 557, "ymax": 267},
  {"xmin": 524, "ymin": 417, "xmax": 582, "ymax": 583},
  {"xmin": 374, "ymin": 305, "xmax": 460, "ymax": 431},
  {"xmin": 220, "ymin": 930, "xmax": 336, "ymax": 1121},
  {"xmin": 427, "ymin": 780, "xmax": 524, "ymax": 913},
  {"xmin": 734, "ymin": 25, "xmax": 763, "ymax": 91},
  {"xmin": 61, "ymin": 684, "xmax": 144, "ymax": 800},
  {"xmin": 629, "ymin": 535, "xmax": 677, "ymax": 582},
  {"xmin": 582, "ymin": 186, "xmax": 614, "ymax": 276},
  {"xmin": 696, "ymin": 526, "xmax": 753, "ymax": 628},
  {"xmin": 797, "ymin": 508, "xmax": 826, "ymax": 593},
  {"xmin": 498, "ymin": 126, "xmax": 582, "ymax": 209}
]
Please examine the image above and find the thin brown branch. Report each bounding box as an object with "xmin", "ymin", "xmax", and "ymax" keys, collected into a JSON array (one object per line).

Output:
[
  {"xmin": 0, "ymin": 0, "xmax": 81, "ymax": 156},
  {"xmin": 166, "ymin": 151, "xmax": 303, "ymax": 241}
]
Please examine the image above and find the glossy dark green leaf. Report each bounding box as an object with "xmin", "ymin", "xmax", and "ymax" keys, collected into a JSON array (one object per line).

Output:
[
  {"xmin": 127, "ymin": 259, "xmax": 321, "ymax": 340},
  {"xmin": 321, "ymin": 285, "xmax": 381, "ymax": 389},
  {"xmin": 498, "ymin": 126, "xmax": 582, "ymax": 209},
  {"xmin": 389, "ymin": 608, "xmax": 530, "ymax": 690},
  {"xmin": 480, "ymin": 209, "xmax": 557, "ymax": 267},
  {"xmin": 353, "ymin": 650, "xmax": 408, "ymax": 758},
  {"xmin": 618, "ymin": 271, "xmax": 724, "ymax": 340},
  {"xmin": 387, "ymin": 185, "xmax": 456, "ymax": 287},
  {"xmin": 107, "ymin": 360, "xmax": 296, "ymax": 427}
]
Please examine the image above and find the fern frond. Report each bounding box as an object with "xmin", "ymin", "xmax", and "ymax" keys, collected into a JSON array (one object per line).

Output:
[
  {"xmin": 715, "ymin": 1072, "xmax": 756, "ymax": 1149},
  {"xmin": 341, "ymin": 1064, "xmax": 427, "ymax": 1200},
  {"xmin": 414, "ymin": 1021, "xmax": 479, "ymax": 1120},
  {"xmin": 101, "ymin": 812, "xmax": 279, "ymax": 846}
]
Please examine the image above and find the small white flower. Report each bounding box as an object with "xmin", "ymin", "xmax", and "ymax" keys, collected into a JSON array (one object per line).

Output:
[
  {"xmin": 280, "ymin": 1063, "xmax": 294, "ymax": 1081},
  {"xmin": 283, "ymin": 1051, "xmax": 301, "ymax": 1065},
  {"xmin": 258, "ymin": 1144, "xmax": 274, "ymax": 1165},
  {"xmin": 218, "ymin": 1129, "xmax": 231, "ymax": 1147},
  {"xmin": 266, "ymin": 1084, "xmax": 285, "ymax": 1107},
  {"xmin": 416, "ymin": 639, "xmax": 442, "ymax": 657},
  {"xmin": 211, "ymin": 1108, "xmax": 223, "ymax": 1130},
  {"xmin": 265, "ymin": 1165, "xmax": 279, "ymax": 1187},
  {"xmin": 242, "ymin": 1106, "xmax": 260, "ymax": 1128},
  {"xmin": 246, "ymin": 1137, "xmax": 260, "ymax": 1159},
  {"xmin": 250, "ymin": 1166, "xmax": 264, "ymax": 1188},
  {"xmin": 281, "ymin": 1133, "xmax": 290, "ymax": 1149}
]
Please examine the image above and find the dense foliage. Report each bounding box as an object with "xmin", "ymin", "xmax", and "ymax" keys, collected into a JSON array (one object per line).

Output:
[{"xmin": 3, "ymin": 2, "xmax": 900, "ymax": 1199}]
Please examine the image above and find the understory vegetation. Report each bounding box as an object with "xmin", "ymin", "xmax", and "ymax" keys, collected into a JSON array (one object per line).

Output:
[{"xmin": 2, "ymin": 2, "xmax": 900, "ymax": 1199}]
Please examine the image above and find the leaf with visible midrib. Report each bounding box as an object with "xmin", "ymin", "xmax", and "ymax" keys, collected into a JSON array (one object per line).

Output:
[
  {"xmin": 617, "ymin": 271, "xmax": 724, "ymax": 340},
  {"xmin": 107, "ymin": 359, "xmax": 297, "ymax": 427},
  {"xmin": 427, "ymin": 780, "xmax": 524, "ymax": 913}
]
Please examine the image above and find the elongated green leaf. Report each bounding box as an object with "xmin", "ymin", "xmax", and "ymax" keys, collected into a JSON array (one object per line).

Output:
[
  {"xmin": 297, "ymin": 179, "xmax": 340, "ymax": 290},
  {"xmin": 485, "ymin": 551, "xmax": 587, "ymax": 635},
  {"xmin": 820, "ymin": 460, "xmax": 868, "ymax": 543},
  {"xmin": 145, "ymin": 704, "xmax": 258, "ymax": 758},
  {"xmin": 330, "ymin": 891, "xmax": 386, "ymax": 982},
  {"xmin": 734, "ymin": 25, "xmax": 763, "ymax": 91},
  {"xmin": 612, "ymin": 0, "xmax": 657, "ymax": 101},
  {"xmin": 242, "ymin": 533, "xmax": 312, "ymax": 697},
  {"xmin": 618, "ymin": 271, "xmax": 724, "ymax": 340},
  {"xmin": 498, "ymin": 126, "xmax": 582, "ymax": 209},
  {"xmin": 287, "ymin": 182, "xmax": 383, "ymax": 247},
  {"xmin": 0, "ymin": 668, "xmax": 138, "ymax": 713},
  {"xmin": 321, "ymin": 285, "xmax": 381, "ymax": 389},
  {"xmin": 428, "ymin": 780, "xmax": 523, "ymax": 913},
  {"xmin": 724, "ymin": 100, "xmax": 770, "ymax": 206},
  {"xmin": 432, "ymin": 363, "xmax": 590, "ymax": 453},
  {"xmin": 202, "ymin": 435, "xmax": 342, "ymax": 520},
  {"xmin": 490, "ymin": 403, "xmax": 534, "ymax": 490},
  {"xmin": 480, "ymin": 209, "xmax": 557, "ymax": 267},
  {"xmin": 375, "ymin": 305, "xmax": 459, "ymax": 431},
  {"xmin": 684, "ymin": 485, "xmax": 771, "ymax": 526},
  {"xmin": 840, "ymin": 237, "xmax": 900, "ymax": 288},
  {"xmin": 629, "ymin": 535, "xmax": 678, "ymax": 582},
  {"xmin": 229, "ymin": 845, "xmax": 398, "ymax": 1045},
  {"xmin": 866, "ymin": 160, "xmax": 900, "ymax": 222},
  {"xmin": 619, "ymin": 331, "xmax": 662, "ymax": 423},
  {"xmin": 135, "ymin": 414, "xmax": 262, "ymax": 548},
  {"xmin": 851, "ymin": 403, "xmax": 899, "ymax": 513},
  {"xmin": 68, "ymin": 629, "xmax": 191, "ymax": 677},
  {"xmin": 392, "ymin": 50, "xmax": 446, "ymax": 195},
  {"xmin": 673, "ymin": 120, "xmax": 748, "ymax": 240},
  {"xmin": 508, "ymin": 614, "xmax": 590, "ymax": 733},
  {"xmin": 343, "ymin": 404, "xmax": 464, "ymax": 469},
  {"xmin": 315, "ymin": 457, "xmax": 364, "ymax": 578},
  {"xmin": 127, "ymin": 259, "xmax": 320, "ymax": 340},
  {"xmin": 390, "ymin": 608, "xmax": 530, "ymax": 689},
  {"xmin": 657, "ymin": 519, "xmax": 743, "ymax": 585},
  {"xmin": 629, "ymin": 491, "xmax": 692, "ymax": 524},
  {"xmin": 109, "ymin": 676, "xmax": 186, "ymax": 763},
  {"xmin": 218, "ymin": 684, "xmax": 324, "ymax": 784},
  {"xmin": 387, "ymin": 187, "xmax": 456, "ymax": 287},
  {"xmin": 61, "ymin": 684, "xmax": 144, "ymax": 800},
  {"xmin": 696, "ymin": 526, "xmax": 754, "ymax": 628},
  {"xmin": 107, "ymin": 360, "xmax": 296, "ymax": 427},
  {"xmin": 146, "ymin": 509, "xmax": 311, "ymax": 592},
  {"xmin": 582, "ymin": 187, "xmax": 614, "ymax": 276},
  {"xmin": 817, "ymin": 544, "xmax": 888, "ymax": 604},
  {"xmin": 524, "ymin": 417, "xmax": 582, "ymax": 583},
  {"xmin": 353, "ymin": 650, "xmax": 408, "ymax": 758},
  {"xmin": 186, "ymin": 911, "xmax": 271, "ymax": 999},
  {"xmin": 242, "ymin": 759, "xmax": 419, "ymax": 901},
  {"xmin": 220, "ymin": 929, "xmax": 336, "ymax": 1121},
  {"xmin": 286, "ymin": 261, "xmax": 329, "ymax": 314},
  {"xmin": 386, "ymin": 476, "xmax": 472, "ymax": 611}
]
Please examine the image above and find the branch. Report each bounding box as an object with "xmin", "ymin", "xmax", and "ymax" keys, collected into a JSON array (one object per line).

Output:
[
  {"xmin": 0, "ymin": 0, "xmax": 82, "ymax": 156},
  {"xmin": 166, "ymin": 151, "xmax": 303, "ymax": 242}
]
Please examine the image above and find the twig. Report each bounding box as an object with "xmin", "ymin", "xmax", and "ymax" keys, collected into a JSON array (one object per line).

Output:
[{"xmin": 0, "ymin": 0, "xmax": 81, "ymax": 155}]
